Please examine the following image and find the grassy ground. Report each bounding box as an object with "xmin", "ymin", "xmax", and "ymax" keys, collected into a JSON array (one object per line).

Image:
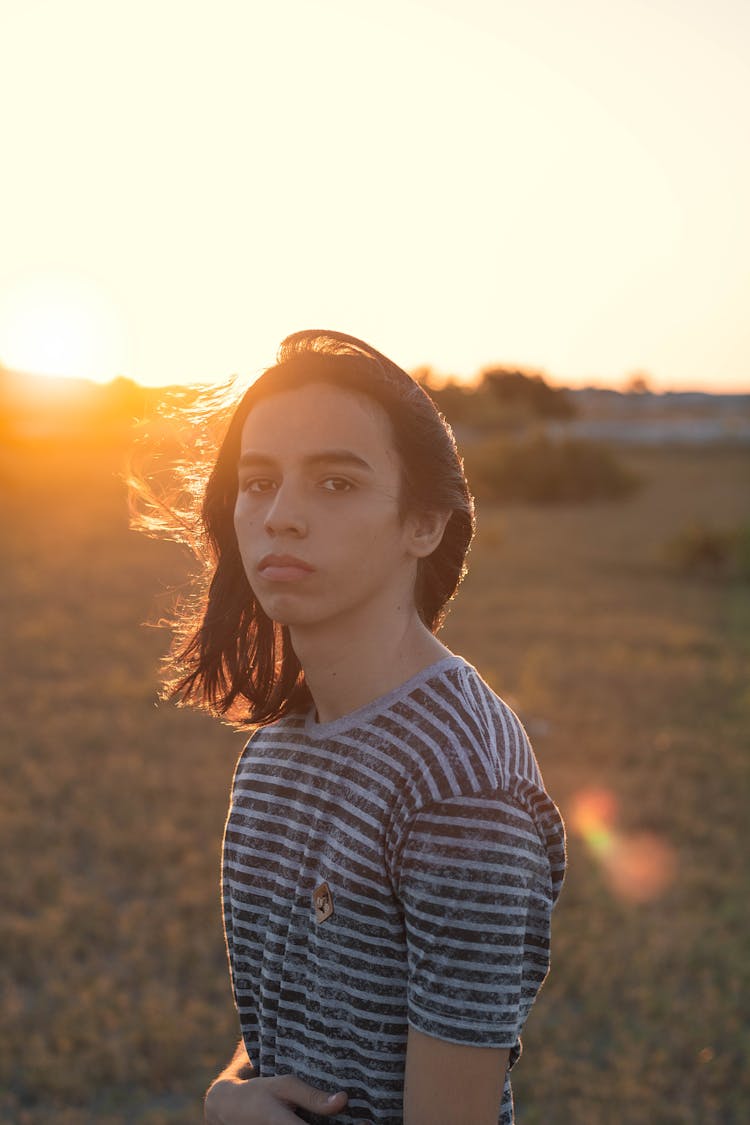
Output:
[{"xmin": 1, "ymin": 437, "xmax": 748, "ymax": 1124}]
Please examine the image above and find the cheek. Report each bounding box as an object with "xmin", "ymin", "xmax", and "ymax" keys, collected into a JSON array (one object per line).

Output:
[
  {"xmin": 233, "ymin": 498, "xmax": 260, "ymax": 535},
  {"xmin": 348, "ymin": 513, "xmax": 407, "ymax": 570},
  {"xmin": 232, "ymin": 505, "xmax": 245, "ymax": 548},
  {"xmin": 232, "ymin": 508, "xmax": 261, "ymax": 569}
]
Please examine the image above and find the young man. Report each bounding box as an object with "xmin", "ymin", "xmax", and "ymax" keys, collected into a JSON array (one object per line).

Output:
[{"xmin": 143, "ymin": 331, "xmax": 566, "ymax": 1124}]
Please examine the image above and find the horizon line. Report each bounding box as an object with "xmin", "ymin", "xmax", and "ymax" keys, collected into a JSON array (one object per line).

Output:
[{"xmin": 1, "ymin": 361, "xmax": 748, "ymax": 398}]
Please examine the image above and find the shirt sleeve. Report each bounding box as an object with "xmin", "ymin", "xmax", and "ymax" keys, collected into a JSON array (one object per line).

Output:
[{"xmin": 395, "ymin": 789, "xmax": 554, "ymax": 1057}]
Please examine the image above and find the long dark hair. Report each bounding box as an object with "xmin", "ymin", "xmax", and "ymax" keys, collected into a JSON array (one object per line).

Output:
[{"xmin": 130, "ymin": 329, "xmax": 475, "ymax": 726}]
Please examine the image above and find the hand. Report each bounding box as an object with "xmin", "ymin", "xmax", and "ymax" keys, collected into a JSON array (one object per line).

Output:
[{"xmin": 204, "ymin": 1073, "xmax": 348, "ymax": 1124}]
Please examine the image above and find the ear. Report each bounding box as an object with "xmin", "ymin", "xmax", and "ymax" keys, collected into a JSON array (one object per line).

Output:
[{"xmin": 405, "ymin": 509, "xmax": 452, "ymax": 559}]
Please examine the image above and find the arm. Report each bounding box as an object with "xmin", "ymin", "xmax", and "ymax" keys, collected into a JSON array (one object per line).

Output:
[
  {"xmin": 403, "ymin": 1026, "xmax": 510, "ymax": 1125},
  {"xmin": 395, "ymin": 793, "xmax": 552, "ymax": 1125}
]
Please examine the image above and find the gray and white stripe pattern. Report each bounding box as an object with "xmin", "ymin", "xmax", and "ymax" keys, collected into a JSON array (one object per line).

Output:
[{"xmin": 221, "ymin": 654, "xmax": 566, "ymax": 1125}]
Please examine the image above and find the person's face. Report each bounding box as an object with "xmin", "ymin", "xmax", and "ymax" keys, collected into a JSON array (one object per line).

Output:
[{"xmin": 233, "ymin": 382, "xmax": 436, "ymax": 633}]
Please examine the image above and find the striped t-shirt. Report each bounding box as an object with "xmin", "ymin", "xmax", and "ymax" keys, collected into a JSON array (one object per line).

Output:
[{"xmin": 221, "ymin": 654, "xmax": 567, "ymax": 1124}]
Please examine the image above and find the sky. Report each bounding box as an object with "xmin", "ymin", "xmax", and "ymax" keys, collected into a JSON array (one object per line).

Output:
[{"xmin": 0, "ymin": 0, "xmax": 748, "ymax": 391}]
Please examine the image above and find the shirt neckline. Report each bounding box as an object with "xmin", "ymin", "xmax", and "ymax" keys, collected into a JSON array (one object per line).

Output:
[{"xmin": 302, "ymin": 653, "xmax": 468, "ymax": 739}]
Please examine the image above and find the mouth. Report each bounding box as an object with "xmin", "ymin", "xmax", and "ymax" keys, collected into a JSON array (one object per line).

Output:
[{"xmin": 257, "ymin": 553, "xmax": 316, "ymax": 583}]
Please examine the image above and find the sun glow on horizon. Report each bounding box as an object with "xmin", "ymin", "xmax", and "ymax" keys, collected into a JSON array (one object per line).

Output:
[{"xmin": 0, "ymin": 275, "xmax": 127, "ymax": 385}]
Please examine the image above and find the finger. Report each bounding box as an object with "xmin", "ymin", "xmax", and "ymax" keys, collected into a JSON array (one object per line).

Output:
[
  {"xmin": 316, "ymin": 1091, "xmax": 349, "ymax": 1117},
  {"xmin": 270, "ymin": 1075, "xmax": 348, "ymax": 1116}
]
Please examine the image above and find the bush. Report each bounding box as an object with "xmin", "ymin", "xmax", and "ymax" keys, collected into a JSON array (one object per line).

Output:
[
  {"xmin": 418, "ymin": 374, "xmax": 574, "ymax": 436},
  {"xmin": 481, "ymin": 368, "xmax": 577, "ymax": 419},
  {"xmin": 663, "ymin": 522, "xmax": 750, "ymax": 580},
  {"xmin": 465, "ymin": 432, "xmax": 641, "ymax": 504}
]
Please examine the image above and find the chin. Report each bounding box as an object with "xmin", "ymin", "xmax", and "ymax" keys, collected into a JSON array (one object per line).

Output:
[{"xmin": 256, "ymin": 596, "xmax": 320, "ymax": 629}]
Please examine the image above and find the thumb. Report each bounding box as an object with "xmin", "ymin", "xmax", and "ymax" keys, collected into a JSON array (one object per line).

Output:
[{"xmin": 276, "ymin": 1075, "xmax": 348, "ymax": 1115}]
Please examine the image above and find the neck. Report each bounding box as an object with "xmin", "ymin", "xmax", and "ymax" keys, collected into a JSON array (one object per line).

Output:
[{"xmin": 289, "ymin": 596, "xmax": 452, "ymax": 725}]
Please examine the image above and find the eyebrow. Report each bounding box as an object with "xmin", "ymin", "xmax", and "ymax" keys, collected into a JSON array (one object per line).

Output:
[{"xmin": 237, "ymin": 449, "xmax": 375, "ymax": 472}]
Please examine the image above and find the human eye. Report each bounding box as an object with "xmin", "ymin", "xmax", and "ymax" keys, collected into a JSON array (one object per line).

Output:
[
  {"xmin": 320, "ymin": 477, "xmax": 354, "ymax": 493},
  {"xmin": 240, "ymin": 476, "xmax": 277, "ymax": 494}
]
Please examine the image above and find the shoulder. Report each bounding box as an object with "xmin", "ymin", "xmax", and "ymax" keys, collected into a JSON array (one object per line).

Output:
[
  {"xmin": 387, "ymin": 658, "xmax": 567, "ymax": 904},
  {"xmin": 395, "ymin": 657, "xmax": 538, "ymax": 795}
]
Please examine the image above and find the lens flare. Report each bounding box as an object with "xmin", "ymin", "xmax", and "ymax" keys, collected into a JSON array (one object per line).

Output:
[
  {"xmin": 571, "ymin": 787, "xmax": 619, "ymax": 860},
  {"xmin": 605, "ymin": 832, "xmax": 677, "ymax": 903},
  {"xmin": 571, "ymin": 787, "xmax": 676, "ymax": 902}
]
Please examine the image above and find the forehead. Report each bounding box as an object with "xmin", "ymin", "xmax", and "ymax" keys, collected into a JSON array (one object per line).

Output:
[{"xmin": 238, "ymin": 382, "xmax": 398, "ymax": 466}]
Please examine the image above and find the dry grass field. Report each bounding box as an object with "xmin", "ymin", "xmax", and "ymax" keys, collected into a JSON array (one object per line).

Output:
[{"xmin": 1, "ymin": 431, "xmax": 748, "ymax": 1124}]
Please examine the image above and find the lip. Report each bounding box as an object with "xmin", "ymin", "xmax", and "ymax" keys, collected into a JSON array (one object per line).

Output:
[{"xmin": 257, "ymin": 553, "xmax": 316, "ymax": 582}]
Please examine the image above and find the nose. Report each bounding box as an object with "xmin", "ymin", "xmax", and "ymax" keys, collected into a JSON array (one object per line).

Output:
[{"xmin": 263, "ymin": 481, "xmax": 308, "ymax": 538}]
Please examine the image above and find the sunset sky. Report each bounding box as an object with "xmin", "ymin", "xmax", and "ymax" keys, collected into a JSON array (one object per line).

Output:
[{"xmin": 1, "ymin": 0, "xmax": 748, "ymax": 391}]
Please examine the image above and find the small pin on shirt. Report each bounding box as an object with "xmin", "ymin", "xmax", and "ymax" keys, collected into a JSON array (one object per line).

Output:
[{"xmin": 313, "ymin": 880, "xmax": 334, "ymax": 924}]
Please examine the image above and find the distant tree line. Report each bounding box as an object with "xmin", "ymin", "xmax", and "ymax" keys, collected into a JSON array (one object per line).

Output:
[
  {"xmin": 415, "ymin": 365, "xmax": 578, "ymax": 434},
  {"xmin": 480, "ymin": 367, "xmax": 577, "ymax": 418}
]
